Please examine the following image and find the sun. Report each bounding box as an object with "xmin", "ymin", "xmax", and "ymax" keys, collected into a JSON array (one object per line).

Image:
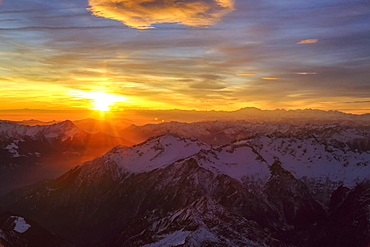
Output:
[
  {"xmin": 70, "ymin": 90, "xmax": 128, "ymax": 111},
  {"xmin": 91, "ymin": 92, "xmax": 123, "ymax": 111}
]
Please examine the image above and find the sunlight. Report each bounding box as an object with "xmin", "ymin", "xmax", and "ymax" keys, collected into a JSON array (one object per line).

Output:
[
  {"xmin": 91, "ymin": 92, "xmax": 121, "ymax": 111},
  {"xmin": 70, "ymin": 90, "xmax": 128, "ymax": 111}
]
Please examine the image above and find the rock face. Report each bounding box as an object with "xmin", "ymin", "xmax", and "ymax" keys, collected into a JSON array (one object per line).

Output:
[
  {"xmin": 264, "ymin": 160, "xmax": 326, "ymax": 227},
  {"xmin": 0, "ymin": 133, "xmax": 369, "ymax": 246},
  {"xmin": 307, "ymin": 182, "xmax": 370, "ymax": 247}
]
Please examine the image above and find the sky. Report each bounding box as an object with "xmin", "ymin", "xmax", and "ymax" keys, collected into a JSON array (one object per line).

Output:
[{"xmin": 0, "ymin": 0, "xmax": 370, "ymax": 114}]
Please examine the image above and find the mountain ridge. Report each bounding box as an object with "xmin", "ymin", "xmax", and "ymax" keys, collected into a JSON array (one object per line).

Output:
[{"xmin": 2, "ymin": 107, "xmax": 370, "ymax": 128}]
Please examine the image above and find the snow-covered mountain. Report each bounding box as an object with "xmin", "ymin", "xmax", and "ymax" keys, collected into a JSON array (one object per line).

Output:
[
  {"xmin": 0, "ymin": 120, "xmax": 83, "ymax": 143},
  {"xmin": 0, "ymin": 120, "xmax": 87, "ymax": 176},
  {"xmin": 118, "ymin": 107, "xmax": 370, "ymax": 126},
  {"xmin": 0, "ymin": 120, "xmax": 133, "ymax": 195},
  {"xmin": 1, "ymin": 132, "xmax": 369, "ymax": 246}
]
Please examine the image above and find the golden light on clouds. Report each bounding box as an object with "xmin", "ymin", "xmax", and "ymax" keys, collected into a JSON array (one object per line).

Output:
[
  {"xmin": 262, "ymin": 78, "xmax": 278, "ymax": 80},
  {"xmin": 295, "ymin": 72, "xmax": 317, "ymax": 75},
  {"xmin": 237, "ymin": 74, "xmax": 254, "ymax": 76},
  {"xmin": 297, "ymin": 39, "xmax": 318, "ymax": 44},
  {"xmin": 70, "ymin": 90, "xmax": 129, "ymax": 111},
  {"xmin": 88, "ymin": 0, "xmax": 234, "ymax": 29}
]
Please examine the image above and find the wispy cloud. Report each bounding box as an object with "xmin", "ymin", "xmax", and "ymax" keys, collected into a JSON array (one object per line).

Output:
[
  {"xmin": 0, "ymin": 26, "xmax": 127, "ymax": 31},
  {"xmin": 297, "ymin": 39, "xmax": 318, "ymax": 44},
  {"xmin": 344, "ymin": 100, "xmax": 370, "ymax": 104},
  {"xmin": 87, "ymin": 0, "xmax": 234, "ymax": 29},
  {"xmin": 295, "ymin": 72, "xmax": 317, "ymax": 75}
]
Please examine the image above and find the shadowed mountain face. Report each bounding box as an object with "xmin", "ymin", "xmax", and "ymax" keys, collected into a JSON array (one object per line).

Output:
[
  {"xmin": 0, "ymin": 212, "xmax": 73, "ymax": 247},
  {"xmin": 1, "ymin": 133, "xmax": 369, "ymax": 246},
  {"xmin": 0, "ymin": 120, "xmax": 134, "ymax": 195}
]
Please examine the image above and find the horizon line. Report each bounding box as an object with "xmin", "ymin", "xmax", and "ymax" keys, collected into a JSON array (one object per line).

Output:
[{"xmin": 0, "ymin": 107, "xmax": 369, "ymax": 115}]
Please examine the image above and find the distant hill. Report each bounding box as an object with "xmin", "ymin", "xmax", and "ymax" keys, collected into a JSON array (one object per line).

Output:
[
  {"xmin": 128, "ymin": 107, "xmax": 370, "ymax": 126},
  {"xmin": 73, "ymin": 118, "xmax": 133, "ymax": 135}
]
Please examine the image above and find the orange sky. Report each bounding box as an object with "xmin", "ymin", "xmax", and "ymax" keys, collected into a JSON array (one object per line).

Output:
[{"xmin": 1, "ymin": 0, "xmax": 369, "ymax": 114}]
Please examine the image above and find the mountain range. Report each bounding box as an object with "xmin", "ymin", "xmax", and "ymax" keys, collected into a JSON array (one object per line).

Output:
[
  {"xmin": 1, "ymin": 129, "xmax": 369, "ymax": 246},
  {"xmin": 120, "ymin": 120, "xmax": 370, "ymax": 147},
  {"xmin": 3, "ymin": 107, "xmax": 370, "ymax": 128},
  {"xmin": 1, "ymin": 109, "xmax": 370, "ymax": 246}
]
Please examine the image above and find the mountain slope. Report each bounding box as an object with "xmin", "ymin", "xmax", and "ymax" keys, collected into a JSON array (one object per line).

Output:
[
  {"xmin": 114, "ymin": 196, "xmax": 288, "ymax": 247},
  {"xmin": 306, "ymin": 182, "xmax": 370, "ymax": 247}
]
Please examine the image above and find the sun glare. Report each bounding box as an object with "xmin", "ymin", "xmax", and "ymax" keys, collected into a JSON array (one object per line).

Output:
[
  {"xmin": 71, "ymin": 90, "xmax": 127, "ymax": 111},
  {"xmin": 91, "ymin": 92, "xmax": 121, "ymax": 111}
]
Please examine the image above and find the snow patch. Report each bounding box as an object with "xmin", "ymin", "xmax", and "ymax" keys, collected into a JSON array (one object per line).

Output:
[
  {"xmin": 143, "ymin": 230, "xmax": 191, "ymax": 247},
  {"xmin": 11, "ymin": 216, "xmax": 31, "ymax": 233},
  {"xmin": 252, "ymin": 136, "xmax": 370, "ymax": 187},
  {"xmin": 107, "ymin": 135, "xmax": 210, "ymax": 173},
  {"xmin": 4, "ymin": 142, "xmax": 21, "ymax": 158},
  {"xmin": 199, "ymin": 144, "xmax": 271, "ymax": 182}
]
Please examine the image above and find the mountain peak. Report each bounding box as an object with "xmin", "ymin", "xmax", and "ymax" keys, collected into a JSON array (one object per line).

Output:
[
  {"xmin": 51, "ymin": 120, "xmax": 77, "ymax": 130},
  {"xmin": 132, "ymin": 133, "xmax": 206, "ymax": 151},
  {"xmin": 97, "ymin": 134, "xmax": 210, "ymax": 174},
  {"xmin": 57, "ymin": 119, "xmax": 74, "ymax": 126},
  {"xmin": 269, "ymin": 159, "xmax": 293, "ymax": 178}
]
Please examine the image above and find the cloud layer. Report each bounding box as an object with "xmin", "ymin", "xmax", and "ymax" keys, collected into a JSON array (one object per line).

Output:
[{"xmin": 88, "ymin": 0, "xmax": 234, "ymax": 29}]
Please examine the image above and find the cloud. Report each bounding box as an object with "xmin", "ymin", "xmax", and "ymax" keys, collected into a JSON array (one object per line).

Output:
[
  {"xmin": 295, "ymin": 72, "xmax": 317, "ymax": 75},
  {"xmin": 87, "ymin": 0, "xmax": 234, "ymax": 29},
  {"xmin": 344, "ymin": 101, "xmax": 370, "ymax": 104},
  {"xmin": 190, "ymin": 82, "xmax": 226, "ymax": 90},
  {"xmin": 0, "ymin": 25, "xmax": 126, "ymax": 31},
  {"xmin": 297, "ymin": 39, "xmax": 318, "ymax": 44}
]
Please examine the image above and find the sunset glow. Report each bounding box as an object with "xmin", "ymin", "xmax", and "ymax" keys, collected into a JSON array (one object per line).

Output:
[
  {"xmin": 1, "ymin": 1, "xmax": 370, "ymax": 244},
  {"xmin": 70, "ymin": 90, "xmax": 128, "ymax": 111},
  {"xmin": 0, "ymin": 0, "xmax": 369, "ymax": 115},
  {"xmin": 87, "ymin": 0, "xmax": 234, "ymax": 29}
]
